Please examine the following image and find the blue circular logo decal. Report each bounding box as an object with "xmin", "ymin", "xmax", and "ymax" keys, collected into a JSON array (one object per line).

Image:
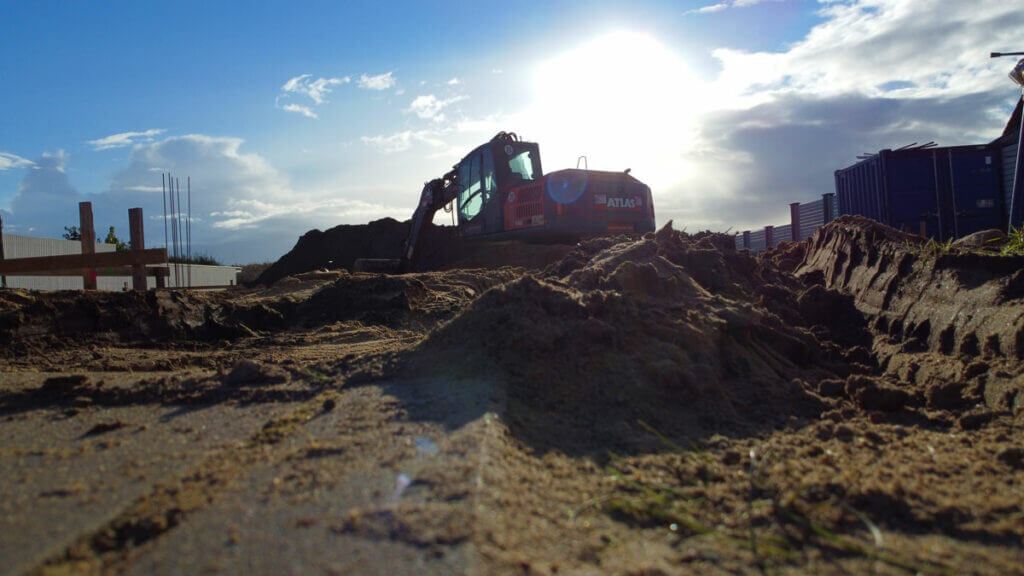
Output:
[{"xmin": 546, "ymin": 172, "xmax": 588, "ymax": 204}]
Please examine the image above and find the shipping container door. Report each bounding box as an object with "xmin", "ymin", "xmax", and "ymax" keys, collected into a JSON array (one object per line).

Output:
[
  {"xmin": 884, "ymin": 150, "xmax": 940, "ymax": 238},
  {"xmin": 948, "ymin": 147, "xmax": 1001, "ymax": 237}
]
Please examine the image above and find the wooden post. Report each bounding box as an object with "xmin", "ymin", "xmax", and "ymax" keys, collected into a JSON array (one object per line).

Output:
[
  {"xmin": 129, "ymin": 207, "xmax": 147, "ymax": 291},
  {"xmin": 0, "ymin": 213, "xmax": 6, "ymax": 288},
  {"xmin": 79, "ymin": 202, "xmax": 96, "ymax": 290}
]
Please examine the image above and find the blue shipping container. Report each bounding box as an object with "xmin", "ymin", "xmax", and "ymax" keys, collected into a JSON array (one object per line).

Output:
[{"xmin": 834, "ymin": 145, "xmax": 1002, "ymax": 240}]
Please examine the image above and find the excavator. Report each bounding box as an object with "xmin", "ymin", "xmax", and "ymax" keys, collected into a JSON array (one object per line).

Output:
[{"xmin": 355, "ymin": 131, "xmax": 656, "ymax": 272}]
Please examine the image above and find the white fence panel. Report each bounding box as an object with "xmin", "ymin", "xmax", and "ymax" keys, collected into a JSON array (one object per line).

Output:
[{"xmin": 1, "ymin": 234, "xmax": 238, "ymax": 290}]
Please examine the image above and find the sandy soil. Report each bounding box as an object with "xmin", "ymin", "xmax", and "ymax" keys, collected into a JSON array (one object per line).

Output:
[{"xmin": 1, "ymin": 216, "xmax": 1022, "ymax": 575}]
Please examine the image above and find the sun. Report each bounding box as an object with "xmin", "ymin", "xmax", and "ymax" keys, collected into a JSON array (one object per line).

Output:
[{"xmin": 524, "ymin": 31, "xmax": 707, "ymax": 191}]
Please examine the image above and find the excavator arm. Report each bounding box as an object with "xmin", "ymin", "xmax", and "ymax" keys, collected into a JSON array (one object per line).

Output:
[
  {"xmin": 353, "ymin": 168, "xmax": 459, "ymax": 273},
  {"xmin": 400, "ymin": 168, "xmax": 459, "ymax": 269}
]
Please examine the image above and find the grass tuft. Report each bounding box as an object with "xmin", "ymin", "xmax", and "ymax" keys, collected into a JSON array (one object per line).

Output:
[{"xmin": 1001, "ymin": 226, "xmax": 1024, "ymax": 256}]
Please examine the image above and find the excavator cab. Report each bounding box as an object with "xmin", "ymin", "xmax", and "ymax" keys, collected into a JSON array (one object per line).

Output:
[{"xmin": 455, "ymin": 135, "xmax": 542, "ymax": 238}]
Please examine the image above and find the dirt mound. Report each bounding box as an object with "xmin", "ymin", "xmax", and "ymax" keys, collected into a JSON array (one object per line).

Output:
[
  {"xmin": 256, "ymin": 218, "xmax": 411, "ymax": 285},
  {"xmin": 0, "ymin": 268, "xmax": 523, "ymax": 354},
  {"xmin": 257, "ymin": 218, "xmax": 578, "ymax": 285},
  {"xmin": 797, "ymin": 215, "xmax": 1024, "ymax": 412},
  {"xmin": 296, "ymin": 268, "xmax": 521, "ymax": 330},
  {"xmin": 0, "ymin": 289, "xmax": 220, "ymax": 350},
  {"xmin": 397, "ymin": 223, "xmax": 863, "ymax": 454}
]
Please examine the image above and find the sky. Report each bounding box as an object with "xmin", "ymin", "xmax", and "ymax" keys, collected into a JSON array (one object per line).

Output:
[{"xmin": 1, "ymin": 0, "xmax": 1022, "ymax": 264}]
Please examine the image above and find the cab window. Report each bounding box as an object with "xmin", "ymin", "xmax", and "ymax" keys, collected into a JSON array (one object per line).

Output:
[
  {"xmin": 508, "ymin": 150, "xmax": 535, "ymax": 181},
  {"xmin": 458, "ymin": 152, "xmax": 483, "ymax": 221},
  {"xmin": 481, "ymin": 148, "xmax": 496, "ymax": 201},
  {"xmin": 459, "ymin": 149, "xmax": 498, "ymax": 222}
]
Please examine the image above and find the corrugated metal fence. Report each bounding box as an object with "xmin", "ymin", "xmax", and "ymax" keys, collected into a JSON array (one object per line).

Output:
[
  {"xmin": 1, "ymin": 234, "xmax": 239, "ymax": 290},
  {"xmin": 746, "ymin": 229, "xmax": 766, "ymax": 252},
  {"xmin": 735, "ymin": 193, "xmax": 836, "ymax": 252}
]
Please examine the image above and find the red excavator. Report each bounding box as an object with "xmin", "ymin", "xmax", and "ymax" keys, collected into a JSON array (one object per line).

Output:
[{"xmin": 356, "ymin": 131, "xmax": 656, "ymax": 271}]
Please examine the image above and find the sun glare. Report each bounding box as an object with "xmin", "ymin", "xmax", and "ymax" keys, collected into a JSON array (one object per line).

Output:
[{"xmin": 526, "ymin": 31, "xmax": 706, "ymax": 192}]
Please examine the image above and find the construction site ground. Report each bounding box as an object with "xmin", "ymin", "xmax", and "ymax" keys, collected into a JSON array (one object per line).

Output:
[{"xmin": 1, "ymin": 216, "xmax": 1023, "ymax": 575}]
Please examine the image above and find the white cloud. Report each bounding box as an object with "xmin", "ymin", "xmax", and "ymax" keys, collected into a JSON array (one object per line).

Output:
[
  {"xmin": 3, "ymin": 150, "xmax": 78, "ymax": 233},
  {"xmin": 101, "ymin": 134, "xmax": 403, "ymax": 261},
  {"xmin": 281, "ymin": 74, "xmax": 349, "ymax": 104},
  {"xmin": 710, "ymin": 0, "xmax": 1023, "ymax": 103},
  {"xmin": 685, "ymin": 0, "xmax": 781, "ymax": 15},
  {"xmin": 88, "ymin": 129, "xmax": 165, "ymax": 151},
  {"xmin": 447, "ymin": 77, "xmax": 461, "ymax": 85},
  {"xmin": 1, "ymin": 134, "xmax": 403, "ymax": 263},
  {"xmin": 277, "ymin": 74, "xmax": 349, "ymax": 118},
  {"xmin": 690, "ymin": 2, "xmax": 728, "ymax": 13},
  {"xmin": 406, "ymin": 94, "xmax": 468, "ymax": 123},
  {"xmin": 361, "ymin": 132, "xmax": 416, "ymax": 154},
  {"xmin": 491, "ymin": 68, "xmax": 503, "ymax": 75},
  {"xmin": 122, "ymin": 185, "xmax": 164, "ymax": 192},
  {"xmin": 454, "ymin": 115, "xmax": 508, "ymax": 135},
  {"xmin": 0, "ymin": 152, "xmax": 34, "ymax": 171},
  {"xmin": 279, "ymin": 102, "xmax": 318, "ymax": 119},
  {"xmin": 38, "ymin": 150, "xmax": 69, "ymax": 172},
  {"xmin": 358, "ymin": 72, "xmax": 396, "ymax": 90},
  {"xmin": 111, "ymin": 134, "xmax": 291, "ymax": 226},
  {"xmin": 361, "ymin": 130, "xmax": 448, "ymax": 154}
]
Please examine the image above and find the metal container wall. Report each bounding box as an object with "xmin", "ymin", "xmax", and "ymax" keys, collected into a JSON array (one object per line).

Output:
[
  {"xmin": 944, "ymin": 146, "xmax": 1002, "ymax": 237},
  {"xmin": 835, "ymin": 145, "xmax": 1002, "ymax": 240},
  {"xmin": 835, "ymin": 156, "xmax": 886, "ymax": 224}
]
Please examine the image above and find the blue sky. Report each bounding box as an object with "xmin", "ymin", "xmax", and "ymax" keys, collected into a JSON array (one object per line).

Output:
[{"xmin": 1, "ymin": 0, "xmax": 1021, "ymax": 263}]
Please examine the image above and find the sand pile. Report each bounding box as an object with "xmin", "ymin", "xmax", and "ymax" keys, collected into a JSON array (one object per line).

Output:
[
  {"xmin": 0, "ymin": 268, "xmax": 524, "ymax": 351},
  {"xmin": 256, "ymin": 218, "xmax": 411, "ymax": 285},
  {"xmin": 796, "ymin": 215, "xmax": 1024, "ymax": 413},
  {"xmin": 401, "ymin": 223, "xmax": 867, "ymax": 453},
  {"xmin": 0, "ymin": 289, "xmax": 219, "ymax": 350},
  {"xmin": 256, "ymin": 218, "xmax": 576, "ymax": 285}
]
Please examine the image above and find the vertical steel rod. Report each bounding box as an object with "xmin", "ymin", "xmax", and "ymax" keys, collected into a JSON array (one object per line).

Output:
[
  {"xmin": 170, "ymin": 175, "xmax": 179, "ymax": 287},
  {"xmin": 187, "ymin": 176, "xmax": 192, "ymax": 287},
  {"xmin": 162, "ymin": 173, "xmax": 169, "ymax": 256},
  {"xmin": 0, "ymin": 214, "xmax": 6, "ymax": 289},
  {"xmin": 177, "ymin": 177, "xmax": 184, "ymax": 288}
]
